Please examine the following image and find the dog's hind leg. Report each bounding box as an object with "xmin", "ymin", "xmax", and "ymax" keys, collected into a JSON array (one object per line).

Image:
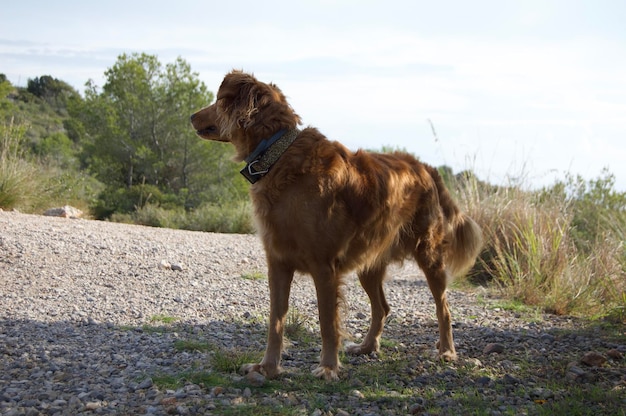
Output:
[
  {"xmin": 241, "ymin": 258, "xmax": 294, "ymax": 378},
  {"xmin": 415, "ymin": 248, "xmax": 457, "ymax": 361},
  {"xmin": 346, "ymin": 264, "xmax": 389, "ymax": 355}
]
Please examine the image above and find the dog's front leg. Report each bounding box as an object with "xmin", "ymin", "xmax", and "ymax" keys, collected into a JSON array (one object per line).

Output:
[
  {"xmin": 241, "ymin": 259, "xmax": 294, "ymax": 378},
  {"xmin": 311, "ymin": 268, "xmax": 342, "ymax": 381}
]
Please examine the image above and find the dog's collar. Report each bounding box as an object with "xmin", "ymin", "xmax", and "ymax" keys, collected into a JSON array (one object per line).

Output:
[{"xmin": 240, "ymin": 128, "xmax": 300, "ymax": 184}]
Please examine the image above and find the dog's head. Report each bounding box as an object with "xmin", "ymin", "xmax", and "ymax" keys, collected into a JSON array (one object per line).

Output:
[
  {"xmin": 191, "ymin": 70, "xmax": 301, "ymax": 162},
  {"xmin": 190, "ymin": 103, "xmax": 224, "ymax": 142}
]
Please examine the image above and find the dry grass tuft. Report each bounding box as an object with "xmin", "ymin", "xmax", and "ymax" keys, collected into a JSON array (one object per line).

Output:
[{"xmin": 449, "ymin": 170, "xmax": 625, "ymax": 320}]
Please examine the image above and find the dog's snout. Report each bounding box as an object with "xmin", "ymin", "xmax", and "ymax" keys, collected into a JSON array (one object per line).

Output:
[{"xmin": 190, "ymin": 113, "xmax": 197, "ymax": 122}]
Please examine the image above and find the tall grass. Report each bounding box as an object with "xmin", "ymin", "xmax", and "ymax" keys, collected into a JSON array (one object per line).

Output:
[
  {"xmin": 452, "ymin": 171, "xmax": 626, "ymax": 320},
  {"xmin": 0, "ymin": 117, "xmax": 102, "ymax": 213},
  {"xmin": 0, "ymin": 117, "xmax": 37, "ymax": 209}
]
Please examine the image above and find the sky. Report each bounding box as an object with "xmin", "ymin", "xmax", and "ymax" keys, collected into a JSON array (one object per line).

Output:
[{"xmin": 2, "ymin": 0, "xmax": 626, "ymax": 190}]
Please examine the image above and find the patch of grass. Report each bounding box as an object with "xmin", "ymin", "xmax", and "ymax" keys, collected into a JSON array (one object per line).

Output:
[
  {"xmin": 241, "ymin": 271, "xmax": 266, "ymax": 281},
  {"xmin": 173, "ymin": 339, "xmax": 212, "ymax": 352},
  {"xmin": 141, "ymin": 325, "xmax": 169, "ymax": 334},
  {"xmin": 139, "ymin": 314, "xmax": 179, "ymax": 333},
  {"xmin": 210, "ymin": 347, "xmax": 264, "ymax": 374},
  {"xmin": 489, "ymin": 299, "xmax": 544, "ymax": 321},
  {"xmin": 379, "ymin": 337, "xmax": 399, "ymax": 349},
  {"xmin": 209, "ymin": 404, "xmax": 301, "ymax": 416},
  {"xmin": 284, "ymin": 308, "xmax": 315, "ymax": 345},
  {"xmin": 150, "ymin": 314, "xmax": 179, "ymax": 324},
  {"xmin": 534, "ymin": 384, "xmax": 626, "ymax": 416},
  {"xmin": 152, "ymin": 370, "xmax": 229, "ymax": 390}
]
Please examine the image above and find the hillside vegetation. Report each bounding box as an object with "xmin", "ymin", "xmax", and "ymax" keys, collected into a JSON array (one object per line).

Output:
[{"xmin": 1, "ymin": 56, "xmax": 624, "ymax": 320}]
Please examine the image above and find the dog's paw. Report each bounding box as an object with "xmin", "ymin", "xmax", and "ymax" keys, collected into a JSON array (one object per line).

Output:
[
  {"xmin": 345, "ymin": 341, "xmax": 378, "ymax": 355},
  {"xmin": 240, "ymin": 363, "xmax": 282, "ymax": 379},
  {"xmin": 439, "ymin": 350, "xmax": 458, "ymax": 362},
  {"xmin": 435, "ymin": 340, "xmax": 457, "ymax": 362},
  {"xmin": 311, "ymin": 365, "xmax": 340, "ymax": 381}
]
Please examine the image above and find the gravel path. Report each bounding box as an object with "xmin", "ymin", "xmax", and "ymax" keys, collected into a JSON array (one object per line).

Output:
[{"xmin": 1, "ymin": 210, "xmax": 624, "ymax": 415}]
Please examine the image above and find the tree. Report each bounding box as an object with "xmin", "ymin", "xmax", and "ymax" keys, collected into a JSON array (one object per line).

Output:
[
  {"xmin": 0, "ymin": 77, "xmax": 15, "ymax": 118},
  {"xmin": 27, "ymin": 75, "xmax": 79, "ymax": 113},
  {"xmin": 71, "ymin": 53, "xmax": 247, "ymax": 217}
]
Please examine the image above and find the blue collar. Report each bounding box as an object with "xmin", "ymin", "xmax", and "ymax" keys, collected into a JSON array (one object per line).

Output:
[{"xmin": 244, "ymin": 129, "xmax": 287, "ymax": 164}]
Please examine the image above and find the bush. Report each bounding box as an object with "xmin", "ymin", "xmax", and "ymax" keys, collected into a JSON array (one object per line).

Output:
[
  {"xmin": 183, "ymin": 201, "xmax": 254, "ymax": 234},
  {"xmin": 34, "ymin": 132, "xmax": 78, "ymax": 169},
  {"xmin": 453, "ymin": 172, "xmax": 626, "ymax": 320},
  {"xmin": 110, "ymin": 200, "xmax": 254, "ymax": 234},
  {"xmin": 0, "ymin": 118, "xmax": 38, "ymax": 210},
  {"xmin": 92, "ymin": 183, "xmax": 174, "ymax": 219}
]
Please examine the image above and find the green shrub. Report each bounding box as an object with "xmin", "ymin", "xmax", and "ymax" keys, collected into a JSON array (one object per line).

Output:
[
  {"xmin": 110, "ymin": 200, "xmax": 254, "ymax": 234},
  {"xmin": 183, "ymin": 201, "xmax": 254, "ymax": 234},
  {"xmin": 92, "ymin": 183, "xmax": 171, "ymax": 219},
  {"xmin": 34, "ymin": 132, "xmax": 78, "ymax": 169}
]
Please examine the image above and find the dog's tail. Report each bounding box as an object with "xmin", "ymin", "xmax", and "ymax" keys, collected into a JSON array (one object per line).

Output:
[{"xmin": 428, "ymin": 167, "xmax": 483, "ymax": 278}]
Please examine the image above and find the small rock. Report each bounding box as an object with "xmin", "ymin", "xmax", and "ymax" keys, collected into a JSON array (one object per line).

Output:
[
  {"xmin": 350, "ymin": 389, "xmax": 365, "ymax": 399},
  {"xmin": 211, "ymin": 386, "xmax": 225, "ymax": 396},
  {"xmin": 503, "ymin": 374, "xmax": 520, "ymax": 385},
  {"xmin": 530, "ymin": 387, "xmax": 554, "ymax": 400},
  {"xmin": 540, "ymin": 333, "xmax": 556, "ymax": 343},
  {"xmin": 84, "ymin": 402, "xmax": 103, "ymax": 411},
  {"xmin": 607, "ymin": 349, "xmax": 624, "ymax": 360},
  {"xmin": 336, "ymin": 410, "xmax": 350, "ymax": 416},
  {"xmin": 243, "ymin": 387, "xmax": 252, "ymax": 398},
  {"xmin": 410, "ymin": 401, "xmax": 426, "ymax": 415},
  {"xmin": 245, "ymin": 370, "xmax": 266, "ymax": 386},
  {"xmin": 171, "ymin": 263, "xmax": 184, "ymax": 271},
  {"xmin": 476, "ymin": 376, "xmax": 491, "ymax": 386},
  {"xmin": 138, "ymin": 377, "xmax": 154, "ymax": 389},
  {"xmin": 175, "ymin": 405, "xmax": 190, "ymax": 415},
  {"xmin": 581, "ymin": 351, "xmax": 607, "ymax": 367},
  {"xmin": 160, "ymin": 397, "xmax": 177, "ymax": 406},
  {"xmin": 567, "ymin": 365, "xmax": 587, "ymax": 381},
  {"xmin": 44, "ymin": 205, "xmax": 83, "ymax": 218},
  {"xmin": 465, "ymin": 357, "xmax": 483, "ymax": 368},
  {"xmin": 355, "ymin": 312, "xmax": 367, "ymax": 320},
  {"xmin": 159, "ymin": 260, "xmax": 172, "ymax": 270},
  {"xmin": 483, "ymin": 343, "xmax": 505, "ymax": 354}
]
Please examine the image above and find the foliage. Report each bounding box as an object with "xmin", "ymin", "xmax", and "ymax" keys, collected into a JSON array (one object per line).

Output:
[
  {"xmin": 27, "ymin": 75, "xmax": 80, "ymax": 114},
  {"xmin": 450, "ymin": 170, "xmax": 626, "ymax": 319},
  {"xmin": 109, "ymin": 200, "xmax": 254, "ymax": 234},
  {"xmin": 0, "ymin": 117, "xmax": 35, "ymax": 209},
  {"xmin": 69, "ymin": 53, "xmax": 249, "ymax": 219},
  {"xmin": 2, "ymin": 60, "xmax": 251, "ymax": 230}
]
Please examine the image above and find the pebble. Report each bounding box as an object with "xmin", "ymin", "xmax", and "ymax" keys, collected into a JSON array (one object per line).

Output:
[
  {"xmin": 138, "ymin": 377, "xmax": 154, "ymax": 389},
  {"xmin": 581, "ymin": 351, "xmax": 607, "ymax": 367},
  {"xmin": 245, "ymin": 371, "xmax": 266, "ymax": 386},
  {"xmin": 483, "ymin": 343, "xmax": 505, "ymax": 354}
]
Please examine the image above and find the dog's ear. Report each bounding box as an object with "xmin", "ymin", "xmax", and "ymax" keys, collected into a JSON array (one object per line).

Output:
[{"xmin": 217, "ymin": 71, "xmax": 262, "ymax": 136}]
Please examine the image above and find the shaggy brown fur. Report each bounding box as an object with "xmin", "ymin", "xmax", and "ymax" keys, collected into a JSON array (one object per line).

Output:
[{"xmin": 191, "ymin": 70, "xmax": 483, "ymax": 380}]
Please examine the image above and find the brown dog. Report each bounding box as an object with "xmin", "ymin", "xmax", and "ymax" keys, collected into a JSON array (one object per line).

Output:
[{"xmin": 191, "ymin": 70, "xmax": 482, "ymax": 380}]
